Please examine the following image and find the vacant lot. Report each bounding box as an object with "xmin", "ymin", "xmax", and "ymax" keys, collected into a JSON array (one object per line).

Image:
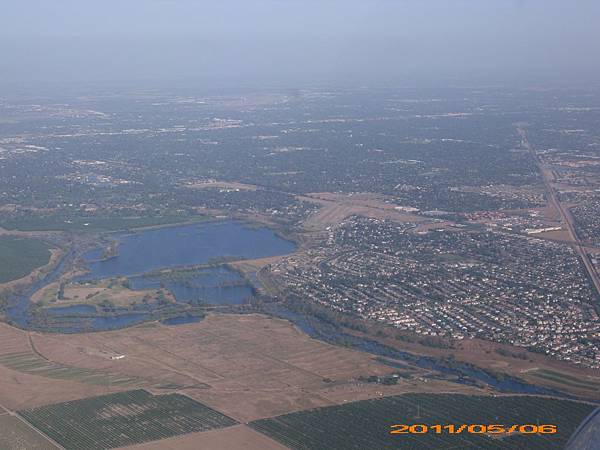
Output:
[
  {"xmin": 19, "ymin": 389, "xmax": 237, "ymax": 450},
  {"xmin": 0, "ymin": 351, "xmax": 144, "ymax": 387},
  {"xmin": 29, "ymin": 314, "xmax": 403, "ymax": 421},
  {"xmin": 0, "ymin": 236, "xmax": 51, "ymax": 283},
  {"xmin": 123, "ymin": 424, "xmax": 287, "ymax": 450},
  {"xmin": 0, "ymin": 323, "xmax": 146, "ymax": 410},
  {"xmin": 300, "ymin": 192, "xmax": 424, "ymax": 231},
  {"xmin": 5, "ymin": 313, "xmax": 479, "ymax": 422},
  {"xmin": 0, "ymin": 414, "xmax": 58, "ymax": 450},
  {"xmin": 250, "ymin": 393, "xmax": 595, "ymax": 450}
]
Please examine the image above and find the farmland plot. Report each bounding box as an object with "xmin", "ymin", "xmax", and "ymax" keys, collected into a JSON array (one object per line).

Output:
[
  {"xmin": 250, "ymin": 393, "xmax": 594, "ymax": 450},
  {"xmin": 18, "ymin": 389, "xmax": 238, "ymax": 449},
  {"xmin": 0, "ymin": 351, "xmax": 143, "ymax": 387}
]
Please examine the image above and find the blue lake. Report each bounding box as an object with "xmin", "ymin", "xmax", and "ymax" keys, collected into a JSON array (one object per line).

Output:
[
  {"xmin": 46, "ymin": 304, "xmax": 97, "ymax": 315},
  {"xmin": 80, "ymin": 221, "xmax": 295, "ymax": 280},
  {"xmin": 90, "ymin": 313, "xmax": 150, "ymax": 330},
  {"xmin": 7, "ymin": 220, "xmax": 295, "ymax": 332},
  {"xmin": 161, "ymin": 314, "xmax": 203, "ymax": 326},
  {"xmin": 129, "ymin": 266, "xmax": 254, "ymax": 306}
]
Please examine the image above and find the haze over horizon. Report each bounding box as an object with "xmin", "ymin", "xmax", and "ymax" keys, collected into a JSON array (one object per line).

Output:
[
  {"xmin": 1, "ymin": 0, "xmax": 599, "ymax": 91},
  {"xmin": 2, "ymin": 2, "xmax": 600, "ymax": 449}
]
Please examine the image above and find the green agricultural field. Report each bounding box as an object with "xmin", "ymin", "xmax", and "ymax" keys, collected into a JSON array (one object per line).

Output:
[
  {"xmin": 250, "ymin": 393, "xmax": 595, "ymax": 450},
  {"xmin": 19, "ymin": 389, "xmax": 238, "ymax": 450},
  {"xmin": 0, "ymin": 236, "xmax": 52, "ymax": 283}
]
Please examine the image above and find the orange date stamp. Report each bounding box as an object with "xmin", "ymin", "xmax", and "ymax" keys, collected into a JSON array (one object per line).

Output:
[{"xmin": 390, "ymin": 424, "xmax": 557, "ymax": 435}]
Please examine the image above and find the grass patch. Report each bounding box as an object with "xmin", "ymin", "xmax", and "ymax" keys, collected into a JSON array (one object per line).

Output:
[{"xmin": 0, "ymin": 236, "xmax": 51, "ymax": 283}]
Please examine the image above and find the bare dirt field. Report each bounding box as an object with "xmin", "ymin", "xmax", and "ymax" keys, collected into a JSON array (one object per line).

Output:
[
  {"xmin": 300, "ymin": 192, "xmax": 426, "ymax": 231},
  {"xmin": 121, "ymin": 424, "xmax": 287, "ymax": 450},
  {"xmin": 534, "ymin": 228, "xmax": 573, "ymax": 242},
  {"xmin": 0, "ymin": 414, "xmax": 58, "ymax": 450},
  {"xmin": 29, "ymin": 314, "xmax": 408, "ymax": 421},
  {"xmin": 0, "ymin": 323, "xmax": 123, "ymax": 410},
  {"xmin": 532, "ymin": 204, "xmax": 563, "ymax": 224},
  {"xmin": 0, "ymin": 314, "xmax": 474, "ymax": 423},
  {"xmin": 229, "ymin": 255, "xmax": 287, "ymax": 274}
]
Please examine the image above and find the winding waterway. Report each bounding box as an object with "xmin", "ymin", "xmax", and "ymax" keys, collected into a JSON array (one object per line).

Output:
[
  {"xmin": 3, "ymin": 221, "xmax": 587, "ymax": 400},
  {"xmin": 5, "ymin": 221, "xmax": 295, "ymax": 332}
]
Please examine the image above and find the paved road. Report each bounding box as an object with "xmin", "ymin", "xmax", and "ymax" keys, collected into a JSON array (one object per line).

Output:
[{"xmin": 517, "ymin": 125, "xmax": 600, "ymax": 299}]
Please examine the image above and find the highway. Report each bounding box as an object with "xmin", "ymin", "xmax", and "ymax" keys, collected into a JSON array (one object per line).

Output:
[{"xmin": 517, "ymin": 125, "xmax": 600, "ymax": 300}]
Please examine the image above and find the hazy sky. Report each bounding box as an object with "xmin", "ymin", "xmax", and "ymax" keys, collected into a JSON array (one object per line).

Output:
[{"xmin": 1, "ymin": 0, "xmax": 599, "ymax": 90}]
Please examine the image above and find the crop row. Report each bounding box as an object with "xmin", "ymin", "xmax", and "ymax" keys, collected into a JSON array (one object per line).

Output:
[
  {"xmin": 19, "ymin": 389, "xmax": 237, "ymax": 450},
  {"xmin": 250, "ymin": 393, "xmax": 594, "ymax": 450}
]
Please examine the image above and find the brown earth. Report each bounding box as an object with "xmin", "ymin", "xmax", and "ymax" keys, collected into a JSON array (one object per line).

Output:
[
  {"xmin": 0, "ymin": 414, "xmax": 59, "ymax": 450},
  {"xmin": 1, "ymin": 311, "xmax": 591, "ymax": 449},
  {"xmin": 0, "ymin": 323, "xmax": 115, "ymax": 410},
  {"xmin": 229, "ymin": 255, "xmax": 287, "ymax": 274},
  {"xmin": 120, "ymin": 424, "xmax": 287, "ymax": 450},
  {"xmin": 534, "ymin": 229, "xmax": 573, "ymax": 242},
  {"xmin": 300, "ymin": 192, "xmax": 426, "ymax": 231},
  {"xmin": 0, "ymin": 314, "xmax": 479, "ymax": 422}
]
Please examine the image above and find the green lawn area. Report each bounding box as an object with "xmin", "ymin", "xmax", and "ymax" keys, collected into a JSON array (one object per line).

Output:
[{"xmin": 0, "ymin": 236, "xmax": 52, "ymax": 283}]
